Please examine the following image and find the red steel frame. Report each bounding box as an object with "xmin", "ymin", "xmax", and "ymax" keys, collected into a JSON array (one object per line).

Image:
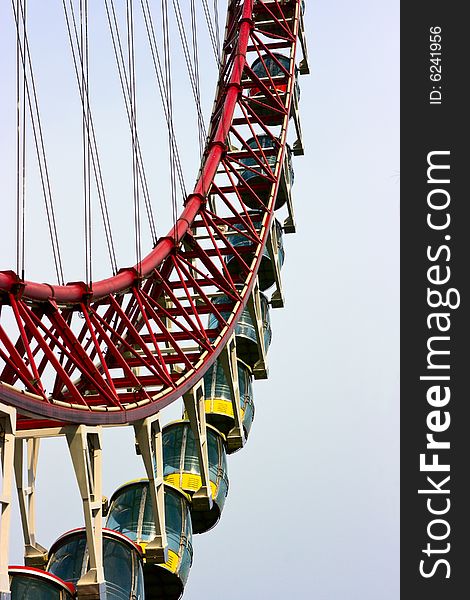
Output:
[{"xmin": 0, "ymin": 0, "xmax": 302, "ymax": 429}]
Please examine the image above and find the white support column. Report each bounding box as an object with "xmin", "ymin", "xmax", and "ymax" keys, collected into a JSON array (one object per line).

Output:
[
  {"xmin": 219, "ymin": 335, "xmax": 245, "ymax": 453},
  {"xmin": 14, "ymin": 438, "xmax": 48, "ymax": 568},
  {"xmin": 298, "ymin": 9, "xmax": 310, "ymax": 75},
  {"xmin": 0, "ymin": 404, "xmax": 16, "ymax": 600},
  {"xmin": 66, "ymin": 426, "xmax": 106, "ymax": 600},
  {"xmin": 246, "ymin": 280, "xmax": 269, "ymax": 380},
  {"xmin": 291, "ymin": 90, "xmax": 304, "ymax": 156},
  {"xmin": 282, "ymin": 153, "xmax": 297, "ymax": 234},
  {"xmin": 133, "ymin": 414, "xmax": 168, "ymax": 564},
  {"xmin": 266, "ymin": 222, "xmax": 285, "ymax": 308},
  {"xmin": 183, "ymin": 381, "xmax": 213, "ymax": 512}
]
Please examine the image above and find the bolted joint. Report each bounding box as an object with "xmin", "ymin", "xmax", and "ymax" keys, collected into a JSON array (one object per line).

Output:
[
  {"xmin": 0, "ymin": 270, "xmax": 24, "ymax": 299},
  {"xmin": 183, "ymin": 192, "xmax": 206, "ymax": 207},
  {"xmin": 116, "ymin": 266, "xmax": 142, "ymax": 287},
  {"xmin": 66, "ymin": 281, "xmax": 92, "ymax": 304}
]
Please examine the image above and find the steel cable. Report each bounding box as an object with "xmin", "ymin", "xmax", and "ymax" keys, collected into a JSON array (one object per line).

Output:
[
  {"xmin": 105, "ymin": 0, "xmax": 158, "ymax": 249},
  {"xmin": 12, "ymin": 0, "xmax": 64, "ymax": 284},
  {"xmin": 63, "ymin": 0, "xmax": 119, "ymax": 276}
]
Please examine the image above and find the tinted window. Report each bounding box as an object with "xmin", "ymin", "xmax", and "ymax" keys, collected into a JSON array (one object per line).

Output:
[
  {"xmin": 48, "ymin": 536, "xmax": 87, "ymax": 584},
  {"xmin": 163, "ymin": 425, "xmax": 184, "ymax": 475},
  {"xmin": 106, "ymin": 484, "xmax": 144, "ymax": 541},
  {"xmin": 103, "ymin": 538, "xmax": 134, "ymax": 600},
  {"xmin": 165, "ymin": 489, "xmax": 183, "ymax": 550},
  {"xmin": 10, "ymin": 575, "xmax": 65, "ymax": 600}
]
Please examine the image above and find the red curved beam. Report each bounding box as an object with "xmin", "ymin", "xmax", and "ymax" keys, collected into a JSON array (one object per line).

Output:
[{"xmin": 1, "ymin": 0, "xmax": 302, "ymax": 426}]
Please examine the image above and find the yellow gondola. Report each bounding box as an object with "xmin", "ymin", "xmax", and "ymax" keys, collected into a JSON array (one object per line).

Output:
[
  {"xmin": 202, "ymin": 357, "xmax": 255, "ymax": 445},
  {"xmin": 162, "ymin": 421, "xmax": 229, "ymax": 534}
]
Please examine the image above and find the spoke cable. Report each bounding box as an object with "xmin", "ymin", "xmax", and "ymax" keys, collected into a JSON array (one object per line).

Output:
[
  {"xmin": 173, "ymin": 0, "xmax": 206, "ymax": 157},
  {"xmin": 201, "ymin": 0, "xmax": 220, "ymax": 64},
  {"xmin": 63, "ymin": 0, "xmax": 118, "ymax": 276},
  {"xmin": 105, "ymin": 0, "xmax": 158, "ymax": 247},
  {"xmin": 140, "ymin": 0, "xmax": 186, "ymax": 198},
  {"xmin": 12, "ymin": 0, "xmax": 64, "ymax": 284},
  {"xmin": 126, "ymin": 0, "xmax": 142, "ymax": 272},
  {"xmin": 80, "ymin": 0, "xmax": 93, "ymax": 285},
  {"xmin": 161, "ymin": 0, "xmax": 178, "ymax": 233}
]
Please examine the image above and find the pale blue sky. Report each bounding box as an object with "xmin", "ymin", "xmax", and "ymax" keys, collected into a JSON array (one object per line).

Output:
[{"xmin": 3, "ymin": 1, "xmax": 399, "ymax": 598}]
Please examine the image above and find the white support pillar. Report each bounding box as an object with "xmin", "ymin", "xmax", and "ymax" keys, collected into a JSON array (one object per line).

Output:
[
  {"xmin": 246, "ymin": 280, "xmax": 269, "ymax": 380},
  {"xmin": 219, "ymin": 335, "xmax": 245, "ymax": 453},
  {"xmin": 14, "ymin": 438, "xmax": 47, "ymax": 568},
  {"xmin": 0, "ymin": 404, "xmax": 16, "ymax": 600},
  {"xmin": 291, "ymin": 89, "xmax": 304, "ymax": 156},
  {"xmin": 66, "ymin": 426, "xmax": 106, "ymax": 600},
  {"xmin": 266, "ymin": 222, "xmax": 285, "ymax": 308},
  {"xmin": 298, "ymin": 9, "xmax": 310, "ymax": 75},
  {"xmin": 282, "ymin": 149, "xmax": 297, "ymax": 235},
  {"xmin": 183, "ymin": 381, "xmax": 213, "ymax": 512},
  {"xmin": 133, "ymin": 414, "xmax": 168, "ymax": 564}
]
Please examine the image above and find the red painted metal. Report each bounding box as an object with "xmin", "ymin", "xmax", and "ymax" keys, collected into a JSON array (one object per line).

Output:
[
  {"xmin": 0, "ymin": 0, "xmax": 302, "ymax": 428},
  {"xmin": 8, "ymin": 566, "xmax": 76, "ymax": 595}
]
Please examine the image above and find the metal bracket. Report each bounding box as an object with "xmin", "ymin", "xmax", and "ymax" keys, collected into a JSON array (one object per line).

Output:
[
  {"xmin": 0, "ymin": 404, "xmax": 16, "ymax": 599},
  {"xmin": 219, "ymin": 335, "xmax": 246, "ymax": 453},
  {"xmin": 66, "ymin": 426, "xmax": 106, "ymax": 600},
  {"xmin": 183, "ymin": 381, "xmax": 213, "ymax": 511},
  {"xmin": 14, "ymin": 438, "xmax": 48, "ymax": 568},
  {"xmin": 266, "ymin": 223, "xmax": 285, "ymax": 308},
  {"xmin": 247, "ymin": 280, "xmax": 269, "ymax": 380},
  {"xmin": 133, "ymin": 414, "xmax": 168, "ymax": 564}
]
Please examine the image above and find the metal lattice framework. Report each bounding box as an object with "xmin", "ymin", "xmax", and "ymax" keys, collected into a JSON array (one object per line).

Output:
[
  {"xmin": 1, "ymin": 0, "xmax": 305, "ymax": 430},
  {"xmin": 1, "ymin": 1, "xmax": 308, "ymax": 597}
]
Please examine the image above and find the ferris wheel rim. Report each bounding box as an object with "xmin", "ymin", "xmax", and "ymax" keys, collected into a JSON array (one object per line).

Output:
[{"xmin": 1, "ymin": 0, "xmax": 303, "ymax": 426}]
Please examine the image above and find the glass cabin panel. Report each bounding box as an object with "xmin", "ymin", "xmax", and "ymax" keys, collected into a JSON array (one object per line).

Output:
[
  {"xmin": 102, "ymin": 538, "xmax": 135, "ymax": 600},
  {"xmin": 207, "ymin": 431, "xmax": 220, "ymax": 481},
  {"xmin": 9, "ymin": 575, "xmax": 65, "ymax": 600},
  {"xmin": 225, "ymin": 214, "xmax": 285, "ymax": 292},
  {"xmin": 180, "ymin": 429, "xmax": 200, "ymax": 475},
  {"xmin": 252, "ymin": 53, "xmax": 290, "ymax": 79},
  {"xmin": 208, "ymin": 294, "xmax": 271, "ymax": 367},
  {"xmin": 48, "ymin": 532, "xmax": 144, "ymax": 600},
  {"xmin": 47, "ymin": 536, "xmax": 87, "ymax": 585},
  {"xmin": 240, "ymin": 136, "xmax": 276, "ymax": 181},
  {"xmin": 162, "ymin": 424, "xmax": 184, "ymax": 477},
  {"xmin": 164, "ymin": 488, "xmax": 185, "ymax": 553},
  {"xmin": 105, "ymin": 483, "xmax": 144, "ymax": 542}
]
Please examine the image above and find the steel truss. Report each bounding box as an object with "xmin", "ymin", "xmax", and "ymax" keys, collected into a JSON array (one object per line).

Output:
[{"xmin": 0, "ymin": 1, "xmax": 308, "ymax": 596}]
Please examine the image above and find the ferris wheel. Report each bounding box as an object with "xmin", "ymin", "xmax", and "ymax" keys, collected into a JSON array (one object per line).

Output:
[{"xmin": 0, "ymin": 1, "xmax": 309, "ymax": 598}]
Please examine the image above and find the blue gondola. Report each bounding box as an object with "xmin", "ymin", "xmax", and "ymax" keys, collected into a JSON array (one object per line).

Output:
[
  {"xmin": 253, "ymin": 0, "xmax": 305, "ymax": 30},
  {"xmin": 9, "ymin": 567, "xmax": 75, "ymax": 599},
  {"xmin": 208, "ymin": 293, "xmax": 272, "ymax": 368},
  {"xmin": 162, "ymin": 421, "xmax": 228, "ymax": 534},
  {"xmin": 238, "ymin": 136, "xmax": 294, "ymax": 210},
  {"xmin": 47, "ymin": 528, "xmax": 145, "ymax": 600},
  {"xmin": 225, "ymin": 216, "xmax": 285, "ymax": 291},
  {"xmin": 106, "ymin": 481, "xmax": 193, "ymax": 600},
  {"xmin": 247, "ymin": 53, "xmax": 300, "ymax": 125}
]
